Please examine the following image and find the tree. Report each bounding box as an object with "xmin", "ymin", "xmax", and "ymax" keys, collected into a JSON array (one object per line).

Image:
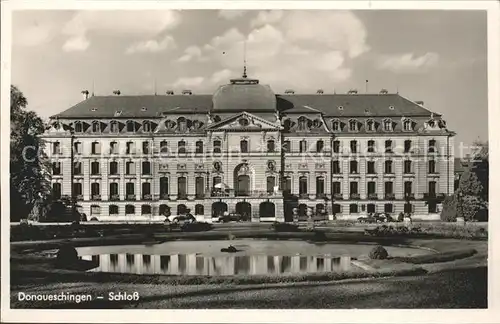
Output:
[
  {"xmin": 455, "ymin": 141, "xmax": 488, "ymax": 221},
  {"xmin": 10, "ymin": 85, "xmax": 50, "ymax": 221}
]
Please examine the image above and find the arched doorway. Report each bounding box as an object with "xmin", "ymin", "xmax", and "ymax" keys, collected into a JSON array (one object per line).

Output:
[
  {"xmin": 236, "ymin": 202, "xmax": 251, "ymax": 221},
  {"xmin": 259, "ymin": 202, "xmax": 275, "ymax": 218},
  {"xmin": 212, "ymin": 202, "xmax": 228, "ymax": 218},
  {"xmin": 234, "ymin": 163, "xmax": 252, "ymax": 196}
]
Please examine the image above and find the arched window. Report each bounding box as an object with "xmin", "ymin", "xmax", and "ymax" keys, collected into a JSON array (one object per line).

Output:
[
  {"xmin": 92, "ymin": 121, "xmax": 100, "ymax": 133},
  {"xmin": 159, "ymin": 204, "xmax": 170, "ymax": 216},
  {"xmin": 177, "ymin": 117, "xmax": 187, "ymax": 132},
  {"xmin": 160, "ymin": 177, "xmax": 169, "ymax": 198},
  {"xmin": 141, "ymin": 205, "xmax": 152, "ymax": 215},
  {"xmin": 109, "ymin": 205, "xmax": 119, "ymax": 215},
  {"xmin": 125, "ymin": 205, "xmax": 135, "ymax": 215},
  {"xmin": 316, "ymin": 176, "xmax": 325, "ymax": 195},
  {"xmin": 143, "ymin": 120, "xmax": 151, "ymax": 132},
  {"xmin": 160, "ymin": 140, "xmax": 168, "ymax": 154},
  {"xmin": 383, "ymin": 119, "xmax": 393, "ymax": 131},
  {"xmin": 267, "ymin": 140, "xmax": 275, "ymax": 152},
  {"xmin": 195, "ymin": 204, "xmax": 204, "ymax": 215},
  {"xmin": 178, "ymin": 176, "xmax": 187, "ymax": 199},
  {"xmin": 178, "ymin": 140, "xmax": 186, "ymax": 154},
  {"xmin": 110, "ymin": 121, "xmax": 119, "ymax": 133},
  {"xmin": 213, "ymin": 140, "xmax": 222, "ymax": 153},
  {"xmin": 74, "ymin": 121, "xmax": 83, "ymax": 133},
  {"xmin": 240, "ymin": 139, "xmax": 248, "ymax": 153},
  {"xmin": 177, "ymin": 204, "xmax": 188, "ymax": 215},
  {"xmin": 283, "ymin": 119, "xmax": 292, "ymax": 131},
  {"xmin": 316, "ymin": 140, "xmax": 324, "ymax": 153},
  {"xmin": 126, "ymin": 120, "xmax": 135, "ymax": 132}
]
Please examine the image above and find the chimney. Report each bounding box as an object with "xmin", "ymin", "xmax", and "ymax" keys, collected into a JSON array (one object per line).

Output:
[
  {"xmin": 81, "ymin": 90, "xmax": 89, "ymax": 100},
  {"xmin": 379, "ymin": 89, "xmax": 388, "ymax": 94},
  {"xmin": 284, "ymin": 89, "xmax": 295, "ymax": 94},
  {"xmin": 316, "ymin": 89, "xmax": 324, "ymax": 94},
  {"xmin": 182, "ymin": 89, "xmax": 192, "ymax": 95},
  {"xmin": 113, "ymin": 90, "xmax": 121, "ymax": 96},
  {"xmin": 415, "ymin": 100, "xmax": 424, "ymax": 106},
  {"xmin": 166, "ymin": 90, "xmax": 174, "ymax": 95}
]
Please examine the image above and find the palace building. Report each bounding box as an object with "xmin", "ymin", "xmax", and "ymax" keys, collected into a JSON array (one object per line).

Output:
[{"xmin": 43, "ymin": 71, "xmax": 455, "ymax": 222}]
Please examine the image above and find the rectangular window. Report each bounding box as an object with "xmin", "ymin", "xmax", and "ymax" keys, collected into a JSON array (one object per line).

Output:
[
  {"xmin": 73, "ymin": 183, "xmax": 82, "ymax": 196},
  {"xmin": 142, "ymin": 161, "xmax": 151, "ymax": 175},
  {"xmin": 404, "ymin": 181, "xmax": 412, "ymax": 195},
  {"xmin": 350, "ymin": 182, "xmax": 358, "ymax": 194},
  {"xmin": 404, "ymin": 160, "xmax": 412, "ymax": 173},
  {"xmin": 384, "ymin": 204, "xmax": 393, "ymax": 213},
  {"xmin": 385, "ymin": 182, "xmax": 393, "ymax": 194},
  {"xmin": 126, "ymin": 182, "xmax": 135, "ymax": 195},
  {"xmin": 333, "ymin": 140, "xmax": 340, "ymax": 153},
  {"xmin": 142, "ymin": 141, "xmax": 150, "ymax": 154},
  {"xmin": 109, "ymin": 161, "xmax": 118, "ymax": 175},
  {"xmin": 316, "ymin": 177, "xmax": 325, "ymax": 195},
  {"xmin": 52, "ymin": 162, "xmax": 61, "ymax": 175},
  {"xmin": 196, "ymin": 141, "xmax": 203, "ymax": 154},
  {"xmin": 367, "ymin": 161, "xmax": 376, "ymax": 174},
  {"xmin": 350, "ymin": 160, "xmax": 358, "ymax": 174},
  {"xmin": 428, "ymin": 160, "xmax": 436, "ymax": 174},
  {"xmin": 428, "ymin": 139, "xmax": 436, "ymax": 153},
  {"xmin": 178, "ymin": 177, "xmax": 187, "ymax": 198},
  {"xmin": 74, "ymin": 142, "xmax": 82, "ymax": 154},
  {"xmin": 332, "ymin": 181, "xmax": 341, "ymax": 194},
  {"xmin": 160, "ymin": 177, "xmax": 169, "ymax": 197},
  {"xmin": 299, "ymin": 140, "xmax": 307, "ymax": 153},
  {"xmin": 385, "ymin": 140, "xmax": 392, "ymax": 153},
  {"xmin": 283, "ymin": 140, "xmax": 290, "ymax": 153},
  {"xmin": 126, "ymin": 142, "xmax": 135, "ymax": 154},
  {"xmin": 213, "ymin": 140, "xmax": 222, "ymax": 153},
  {"xmin": 109, "ymin": 183, "xmax": 118, "ymax": 198},
  {"xmin": 428, "ymin": 181, "xmax": 436, "ymax": 195},
  {"xmin": 404, "ymin": 140, "xmax": 412, "ymax": 153},
  {"xmin": 73, "ymin": 162, "xmax": 82, "ymax": 175},
  {"xmin": 299, "ymin": 177, "xmax": 308, "ymax": 195},
  {"xmin": 367, "ymin": 140, "xmax": 375, "ymax": 153},
  {"xmin": 240, "ymin": 140, "xmax": 249, "ymax": 153},
  {"xmin": 267, "ymin": 176, "xmax": 275, "ymax": 194},
  {"xmin": 267, "ymin": 140, "xmax": 275, "ymax": 152},
  {"xmin": 52, "ymin": 183, "xmax": 61, "ymax": 199},
  {"xmin": 52, "ymin": 142, "xmax": 61, "ymax": 155},
  {"xmin": 332, "ymin": 161, "xmax": 341, "ymax": 174},
  {"xmin": 91, "ymin": 183, "xmax": 100, "ymax": 196},
  {"xmin": 195, "ymin": 177, "xmax": 204, "ymax": 198},
  {"xmin": 91, "ymin": 142, "xmax": 101, "ymax": 155},
  {"xmin": 350, "ymin": 140, "xmax": 357, "ymax": 153},
  {"xmin": 316, "ymin": 140, "xmax": 324, "ymax": 153},
  {"xmin": 142, "ymin": 182, "xmax": 151, "ymax": 199},
  {"xmin": 367, "ymin": 181, "xmax": 376, "ymax": 194},
  {"xmin": 385, "ymin": 160, "xmax": 393, "ymax": 174},
  {"xmin": 91, "ymin": 162, "xmax": 100, "ymax": 175}
]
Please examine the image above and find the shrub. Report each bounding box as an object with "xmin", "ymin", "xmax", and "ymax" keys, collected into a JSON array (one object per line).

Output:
[
  {"xmin": 395, "ymin": 249, "xmax": 477, "ymax": 264},
  {"xmin": 271, "ymin": 222, "xmax": 300, "ymax": 232},
  {"xmin": 369, "ymin": 245, "xmax": 389, "ymax": 260},
  {"xmin": 312, "ymin": 230, "xmax": 327, "ymax": 241},
  {"xmin": 181, "ymin": 222, "xmax": 214, "ymax": 232},
  {"xmin": 56, "ymin": 245, "xmax": 79, "ymax": 266},
  {"xmin": 441, "ymin": 194, "xmax": 458, "ymax": 222}
]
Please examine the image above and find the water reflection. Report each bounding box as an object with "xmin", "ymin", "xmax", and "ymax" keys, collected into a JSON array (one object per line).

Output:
[{"xmin": 81, "ymin": 253, "xmax": 353, "ymax": 276}]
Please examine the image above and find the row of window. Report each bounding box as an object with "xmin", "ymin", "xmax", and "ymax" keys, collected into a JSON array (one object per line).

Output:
[
  {"xmin": 52, "ymin": 139, "xmax": 440, "ymax": 155},
  {"xmin": 51, "ymin": 159, "xmax": 438, "ymax": 176},
  {"xmin": 54, "ymin": 178, "xmax": 437, "ymax": 201},
  {"xmin": 91, "ymin": 204, "xmax": 204, "ymax": 216},
  {"xmin": 74, "ymin": 118, "xmax": 197, "ymax": 134}
]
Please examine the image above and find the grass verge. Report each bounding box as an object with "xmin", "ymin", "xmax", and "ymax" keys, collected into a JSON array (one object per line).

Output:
[{"xmin": 394, "ymin": 248, "xmax": 477, "ymax": 264}]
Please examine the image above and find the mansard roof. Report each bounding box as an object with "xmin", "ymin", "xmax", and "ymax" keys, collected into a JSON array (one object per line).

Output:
[{"xmin": 51, "ymin": 93, "xmax": 439, "ymax": 119}]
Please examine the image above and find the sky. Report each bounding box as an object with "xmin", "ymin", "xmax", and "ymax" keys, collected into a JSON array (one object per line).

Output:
[{"xmin": 11, "ymin": 9, "xmax": 487, "ymax": 153}]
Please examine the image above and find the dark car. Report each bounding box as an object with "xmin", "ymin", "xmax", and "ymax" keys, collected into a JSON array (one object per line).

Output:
[
  {"xmin": 217, "ymin": 213, "xmax": 249, "ymax": 223},
  {"xmin": 357, "ymin": 216, "xmax": 377, "ymax": 224}
]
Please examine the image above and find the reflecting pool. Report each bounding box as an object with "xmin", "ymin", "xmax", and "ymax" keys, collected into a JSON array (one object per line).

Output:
[{"xmin": 78, "ymin": 239, "xmax": 429, "ymax": 276}]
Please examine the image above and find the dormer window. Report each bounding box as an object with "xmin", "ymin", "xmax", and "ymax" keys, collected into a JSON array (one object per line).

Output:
[
  {"xmin": 92, "ymin": 121, "xmax": 100, "ymax": 133},
  {"xmin": 313, "ymin": 119, "xmax": 322, "ymax": 128},
  {"xmin": 126, "ymin": 120, "xmax": 135, "ymax": 132},
  {"xmin": 332, "ymin": 119, "xmax": 341, "ymax": 131},
  {"xmin": 178, "ymin": 117, "xmax": 187, "ymax": 132},
  {"xmin": 349, "ymin": 119, "xmax": 358, "ymax": 132},
  {"xmin": 383, "ymin": 119, "xmax": 393, "ymax": 131},
  {"xmin": 74, "ymin": 121, "xmax": 82, "ymax": 133},
  {"xmin": 298, "ymin": 117, "xmax": 308, "ymax": 131},
  {"xmin": 110, "ymin": 121, "xmax": 119, "ymax": 133},
  {"xmin": 403, "ymin": 119, "xmax": 413, "ymax": 131},
  {"xmin": 366, "ymin": 119, "xmax": 375, "ymax": 132},
  {"xmin": 143, "ymin": 120, "xmax": 151, "ymax": 132},
  {"xmin": 338, "ymin": 106, "xmax": 344, "ymax": 111}
]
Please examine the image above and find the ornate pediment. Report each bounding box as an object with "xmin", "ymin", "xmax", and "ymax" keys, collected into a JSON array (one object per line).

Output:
[{"xmin": 206, "ymin": 112, "xmax": 282, "ymax": 131}]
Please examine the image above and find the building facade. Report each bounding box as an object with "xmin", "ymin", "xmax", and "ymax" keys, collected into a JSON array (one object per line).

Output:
[{"xmin": 43, "ymin": 73, "xmax": 455, "ymax": 222}]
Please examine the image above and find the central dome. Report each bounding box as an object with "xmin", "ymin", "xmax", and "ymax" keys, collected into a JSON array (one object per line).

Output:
[{"xmin": 212, "ymin": 75, "xmax": 277, "ymax": 113}]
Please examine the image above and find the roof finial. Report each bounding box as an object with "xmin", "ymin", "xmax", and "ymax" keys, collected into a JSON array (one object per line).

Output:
[{"xmin": 242, "ymin": 40, "xmax": 247, "ymax": 78}]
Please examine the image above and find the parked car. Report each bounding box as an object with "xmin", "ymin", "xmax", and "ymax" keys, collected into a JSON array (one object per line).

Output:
[
  {"xmin": 357, "ymin": 216, "xmax": 377, "ymax": 224},
  {"xmin": 165, "ymin": 214, "xmax": 196, "ymax": 223},
  {"xmin": 217, "ymin": 213, "xmax": 249, "ymax": 223}
]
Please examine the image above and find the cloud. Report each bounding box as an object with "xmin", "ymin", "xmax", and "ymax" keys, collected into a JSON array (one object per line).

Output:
[
  {"xmin": 183, "ymin": 11, "xmax": 369, "ymax": 92},
  {"xmin": 62, "ymin": 35, "xmax": 90, "ymax": 52},
  {"xmin": 172, "ymin": 77, "xmax": 205, "ymax": 89},
  {"xmin": 177, "ymin": 45, "xmax": 203, "ymax": 62},
  {"xmin": 61, "ymin": 10, "xmax": 181, "ymax": 51},
  {"xmin": 218, "ymin": 10, "xmax": 246, "ymax": 20},
  {"xmin": 376, "ymin": 52, "xmax": 440, "ymax": 73},
  {"xmin": 126, "ymin": 35, "xmax": 176, "ymax": 54},
  {"xmin": 250, "ymin": 10, "xmax": 284, "ymax": 27}
]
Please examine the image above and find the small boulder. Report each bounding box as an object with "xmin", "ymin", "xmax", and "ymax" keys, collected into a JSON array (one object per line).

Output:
[{"xmin": 369, "ymin": 245, "xmax": 389, "ymax": 260}]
